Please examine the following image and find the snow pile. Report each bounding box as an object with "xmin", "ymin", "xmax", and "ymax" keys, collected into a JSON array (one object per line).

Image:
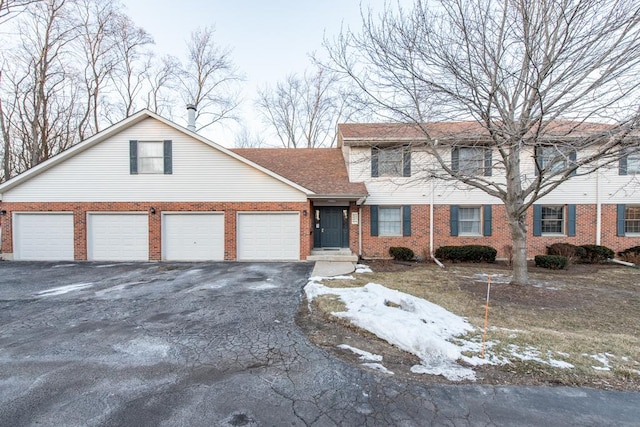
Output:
[
  {"xmin": 305, "ymin": 280, "xmax": 479, "ymax": 381},
  {"xmin": 338, "ymin": 344, "xmax": 395, "ymax": 375},
  {"xmin": 355, "ymin": 264, "xmax": 373, "ymax": 274}
]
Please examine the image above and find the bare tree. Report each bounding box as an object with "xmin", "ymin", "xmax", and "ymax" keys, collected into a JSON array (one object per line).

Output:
[
  {"xmin": 175, "ymin": 26, "xmax": 242, "ymax": 131},
  {"xmin": 109, "ymin": 13, "xmax": 153, "ymax": 119},
  {"xmin": 257, "ymin": 65, "xmax": 351, "ymax": 148},
  {"xmin": 0, "ymin": 0, "xmax": 40, "ymax": 25},
  {"xmin": 5, "ymin": 0, "xmax": 82, "ymax": 171},
  {"xmin": 234, "ymin": 124, "xmax": 265, "ymax": 148},
  {"xmin": 327, "ymin": 0, "xmax": 640, "ymax": 284}
]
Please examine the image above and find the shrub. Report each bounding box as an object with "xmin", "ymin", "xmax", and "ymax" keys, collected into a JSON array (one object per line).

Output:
[
  {"xmin": 434, "ymin": 245, "xmax": 497, "ymax": 263},
  {"xmin": 618, "ymin": 246, "xmax": 640, "ymax": 264},
  {"xmin": 503, "ymin": 244, "xmax": 513, "ymax": 267},
  {"xmin": 579, "ymin": 245, "xmax": 614, "ymax": 264},
  {"xmin": 546, "ymin": 243, "xmax": 586, "ymax": 264},
  {"xmin": 535, "ymin": 255, "xmax": 568, "ymax": 270},
  {"xmin": 389, "ymin": 246, "xmax": 415, "ymax": 261}
]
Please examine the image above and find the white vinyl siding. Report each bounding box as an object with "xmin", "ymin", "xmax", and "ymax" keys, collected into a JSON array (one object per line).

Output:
[
  {"xmin": 13, "ymin": 213, "xmax": 74, "ymax": 261},
  {"xmin": 162, "ymin": 213, "xmax": 224, "ymax": 261},
  {"xmin": 87, "ymin": 213, "xmax": 148, "ymax": 261},
  {"xmin": 237, "ymin": 213, "xmax": 300, "ymax": 261},
  {"xmin": 2, "ymin": 118, "xmax": 306, "ymax": 203}
]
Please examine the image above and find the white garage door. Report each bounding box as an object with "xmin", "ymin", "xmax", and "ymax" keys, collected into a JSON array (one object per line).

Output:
[
  {"xmin": 88, "ymin": 213, "xmax": 148, "ymax": 261},
  {"xmin": 162, "ymin": 213, "xmax": 224, "ymax": 261},
  {"xmin": 13, "ymin": 213, "xmax": 74, "ymax": 261},
  {"xmin": 237, "ymin": 213, "xmax": 300, "ymax": 261}
]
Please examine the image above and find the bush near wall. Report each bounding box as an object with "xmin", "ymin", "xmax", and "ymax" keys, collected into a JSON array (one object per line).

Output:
[
  {"xmin": 435, "ymin": 245, "xmax": 497, "ymax": 263},
  {"xmin": 389, "ymin": 246, "xmax": 415, "ymax": 261},
  {"xmin": 579, "ymin": 245, "xmax": 614, "ymax": 264},
  {"xmin": 535, "ymin": 255, "xmax": 568, "ymax": 270},
  {"xmin": 618, "ymin": 246, "xmax": 640, "ymax": 264},
  {"xmin": 546, "ymin": 243, "xmax": 586, "ymax": 264}
]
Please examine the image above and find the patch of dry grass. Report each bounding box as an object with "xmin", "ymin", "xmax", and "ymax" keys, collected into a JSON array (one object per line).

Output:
[{"xmin": 314, "ymin": 262, "xmax": 640, "ymax": 390}]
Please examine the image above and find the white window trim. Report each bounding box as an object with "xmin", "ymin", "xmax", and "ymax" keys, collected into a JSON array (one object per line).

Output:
[
  {"xmin": 378, "ymin": 206, "xmax": 402, "ymax": 237},
  {"xmin": 458, "ymin": 206, "xmax": 482, "ymax": 236},
  {"xmin": 541, "ymin": 205, "xmax": 566, "ymax": 236}
]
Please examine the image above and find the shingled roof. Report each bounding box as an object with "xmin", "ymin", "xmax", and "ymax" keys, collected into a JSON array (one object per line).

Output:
[
  {"xmin": 338, "ymin": 121, "xmax": 617, "ymax": 146},
  {"xmin": 232, "ymin": 148, "xmax": 367, "ymax": 198}
]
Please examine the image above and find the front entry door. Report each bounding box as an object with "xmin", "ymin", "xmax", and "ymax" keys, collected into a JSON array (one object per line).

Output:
[{"xmin": 316, "ymin": 207, "xmax": 348, "ymax": 248}]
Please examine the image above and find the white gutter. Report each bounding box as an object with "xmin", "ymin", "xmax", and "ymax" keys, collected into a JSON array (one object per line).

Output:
[
  {"xmin": 356, "ymin": 196, "xmax": 367, "ymax": 258},
  {"xmin": 429, "ymin": 176, "xmax": 445, "ymax": 268},
  {"xmin": 596, "ymin": 166, "xmax": 601, "ymax": 245}
]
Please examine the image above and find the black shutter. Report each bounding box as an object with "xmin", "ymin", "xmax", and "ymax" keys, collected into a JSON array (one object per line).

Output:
[
  {"xmin": 163, "ymin": 140, "xmax": 172, "ymax": 174},
  {"xmin": 371, "ymin": 148, "xmax": 379, "ymax": 177},
  {"xmin": 370, "ymin": 205, "xmax": 379, "ymax": 236},
  {"xmin": 451, "ymin": 147, "xmax": 459, "ymax": 172},
  {"xmin": 403, "ymin": 147, "xmax": 411, "ymax": 177},
  {"xmin": 402, "ymin": 205, "xmax": 411, "ymax": 236},
  {"xmin": 567, "ymin": 204, "xmax": 576, "ymax": 236},
  {"xmin": 569, "ymin": 150, "xmax": 577, "ymax": 176},
  {"xmin": 484, "ymin": 148, "xmax": 492, "ymax": 176},
  {"xmin": 533, "ymin": 204, "xmax": 542, "ymax": 236},
  {"xmin": 617, "ymin": 204, "xmax": 626, "ymax": 236},
  {"xmin": 450, "ymin": 205, "xmax": 459, "ymax": 236},
  {"xmin": 483, "ymin": 205, "xmax": 492, "ymax": 236},
  {"xmin": 129, "ymin": 140, "xmax": 138, "ymax": 174},
  {"xmin": 619, "ymin": 155, "xmax": 628, "ymax": 176}
]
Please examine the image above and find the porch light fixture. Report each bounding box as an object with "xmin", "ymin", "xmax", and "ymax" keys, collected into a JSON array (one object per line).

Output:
[
  {"xmin": 149, "ymin": 207, "xmax": 156, "ymax": 214},
  {"xmin": 0, "ymin": 210, "xmax": 6, "ymax": 215},
  {"xmin": 303, "ymin": 210, "xmax": 308, "ymax": 216}
]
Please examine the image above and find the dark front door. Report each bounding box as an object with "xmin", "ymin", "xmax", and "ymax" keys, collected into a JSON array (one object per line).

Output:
[{"xmin": 317, "ymin": 207, "xmax": 348, "ymax": 248}]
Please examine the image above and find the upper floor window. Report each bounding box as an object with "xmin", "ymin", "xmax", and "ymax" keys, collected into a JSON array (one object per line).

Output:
[
  {"xmin": 371, "ymin": 146, "xmax": 411, "ymax": 177},
  {"xmin": 619, "ymin": 150, "xmax": 640, "ymax": 175},
  {"xmin": 130, "ymin": 140, "xmax": 172, "ymax": 175},
  {"xmin": 452, "ymin": 147, "xmax": 492, "ymax": 176},
  {"xmin": 535, "ymin": 146, "xmax": 576, "ymax": 175}
]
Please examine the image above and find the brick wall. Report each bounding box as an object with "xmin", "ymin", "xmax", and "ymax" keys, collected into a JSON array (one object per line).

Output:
[
  {"xmin": 359, "ymin": 203, "xmax": 640, "ymax": 259},
  {"xmin": 0, "ymin": 201, "xmax": 311, "ymax": 261}
]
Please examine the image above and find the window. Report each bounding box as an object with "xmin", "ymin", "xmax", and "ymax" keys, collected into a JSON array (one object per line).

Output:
[
  {"xmin": 130, "ymin": 140, "xmax": 172, "ymax": 175},
  {"xmin": 370, "ymin": 205, "xmax": 411, "ymax": 237},
  {"xmin": 541, "ymin": 206, "xmax": 564, "ymax": 234},
  {"xmin": 625, "ymin": 206, "xmax": 640, "ymax": 234},
  {"xmin": 459, "ymin": 207, "xmax": 481, "ymax": 235},
  {"xmin": 450, "ymin": 205, "xmax": 492, "ymax": 236},
  {"xmin": 620, "ymin": 150, "xmax": 640, "ymax": 175},
  {"xmin": 452, "ymin": 147, "xmax": 491, "ymax": 176},
  {"xmin": 379, "ymin": 207, "xmax": 402, "ymax": 236},
  {"xmin": 536, "ymin": 146, "xmax": 576, "ymax": 174},
  {"xmin": 138, "ymin": 142, "xmax": 164, "ymax": 174},
  {"xmin": 371, "ymin": 147, "xmax": 410, "ymax": 177}
]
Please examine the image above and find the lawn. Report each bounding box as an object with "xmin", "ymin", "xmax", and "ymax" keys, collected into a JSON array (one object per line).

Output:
[{"xmin": 299, "ymin": 261, "xmax": 640, "ymax": 391}]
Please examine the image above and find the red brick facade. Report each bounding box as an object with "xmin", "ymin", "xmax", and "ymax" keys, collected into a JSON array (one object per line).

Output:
[
  {"xmin": 0, "ymin": 201, "xmax": 312, "ymax": 261},
  {"xmin": 356, "ymin": 204, "xmax": 640, "ymax": 259}
]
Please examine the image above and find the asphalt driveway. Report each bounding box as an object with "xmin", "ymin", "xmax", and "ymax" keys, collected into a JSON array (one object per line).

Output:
[{"xmin": 0, "ymin": 261, "xmax": 638, "ymax": 426}]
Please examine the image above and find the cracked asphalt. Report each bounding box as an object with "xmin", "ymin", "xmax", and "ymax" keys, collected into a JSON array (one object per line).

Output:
[{"xmin": 0, "ymin": 262, "xmax": 638, "ymax": 426}]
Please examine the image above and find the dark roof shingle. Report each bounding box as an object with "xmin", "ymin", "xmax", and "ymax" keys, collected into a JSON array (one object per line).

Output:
[{"xmin": 232, "ymin": 148, "xmax": 367, "ymax": 197}]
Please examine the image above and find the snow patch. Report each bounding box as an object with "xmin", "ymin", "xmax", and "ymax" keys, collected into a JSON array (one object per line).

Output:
[
  {"xmin": 306, "ymin": 281, "xmax": 478, "ymax": 381},
  {"xmin": 337, "ymin": 344, "xmax": 383, "ymax": 362},
  {"xmin": 361, "ymin": 363, "xmax": 394, "ymax": 375},
  {"xmin": 37, "ymin": 283, "xmax": 93, "ymax": 296},
  {"xmin": 355, "ymin": 264, "xmax": 373, "ymax": 274}
]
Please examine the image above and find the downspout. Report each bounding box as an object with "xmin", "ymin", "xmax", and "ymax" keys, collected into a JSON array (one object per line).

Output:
[
  {"xmin": 595, "ymin": 165, "xmax": 601, "ymax": 245},
  {"xmin": 356, "ymin": 196, "xmax": 367, "ymax": 258},
  {"xmin": 430, "ymin": 172, "xmax": 445, "ymax": 268}
]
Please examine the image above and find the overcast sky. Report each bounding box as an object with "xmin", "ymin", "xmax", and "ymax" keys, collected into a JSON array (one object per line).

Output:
[{"xmin": 121, "ymin": 0, "xmax": 397, "ymax": 145}]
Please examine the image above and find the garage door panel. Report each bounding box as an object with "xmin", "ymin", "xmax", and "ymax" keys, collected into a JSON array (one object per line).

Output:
[
  {"xmin": 237, "ymin": 213, "xmax": 299, "ymax": 261},
  {"xmin": 13, "ymin": 213, "xmax": 74, "ymax": 261},
  {"xmin": 88, "ymin": 214, "xmax": 148, "ymax": 261},
  {"xmin": 163, "ymin": 213, "xmax": 224, "ymax": 261}
]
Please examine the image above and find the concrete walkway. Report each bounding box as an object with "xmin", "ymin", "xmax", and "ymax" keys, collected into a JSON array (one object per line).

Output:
[{"xmin": 311, "ymin": 261, "xmax": 356, "ymax": 277}]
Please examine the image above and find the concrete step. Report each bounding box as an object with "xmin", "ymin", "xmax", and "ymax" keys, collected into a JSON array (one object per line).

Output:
[{"xmin": 307, "ymin": 249, "xmax": 358, "ymax": 262}]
